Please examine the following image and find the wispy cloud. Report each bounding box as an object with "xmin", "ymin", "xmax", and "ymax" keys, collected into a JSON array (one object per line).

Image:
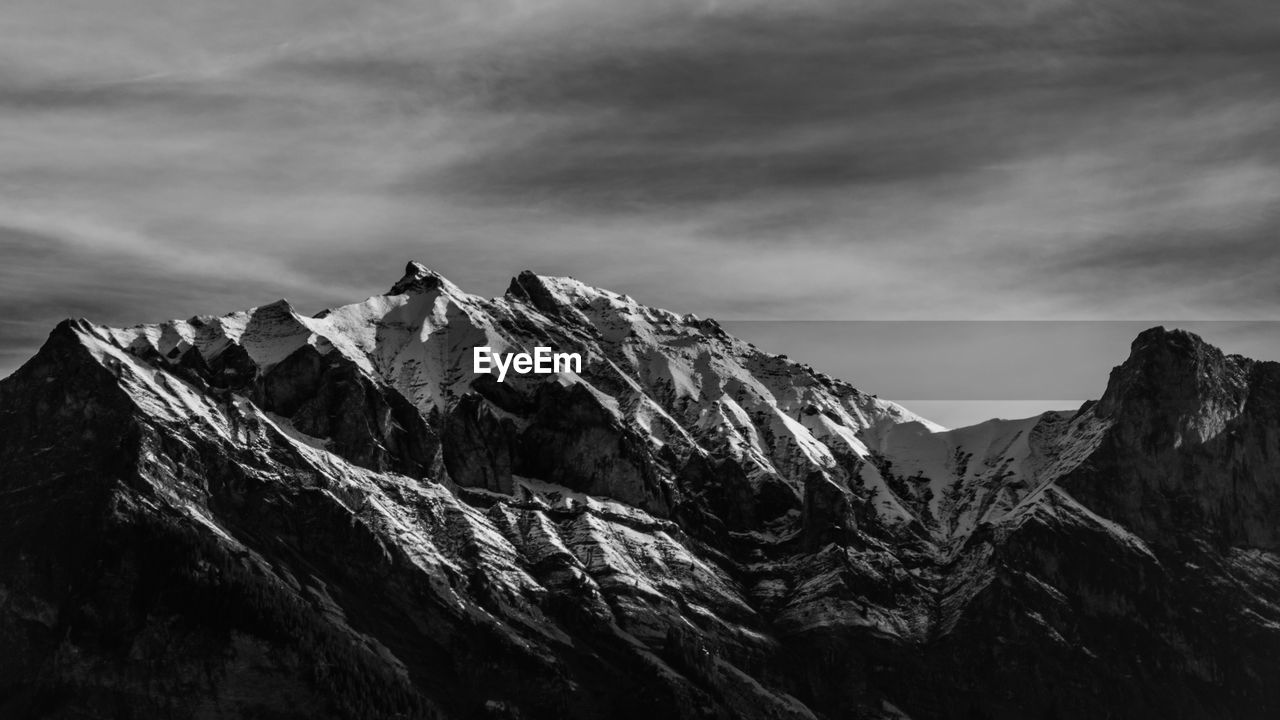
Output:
[{"xmin": 2, "ymin": 0, "xmax": 1279, "ymax": 427}]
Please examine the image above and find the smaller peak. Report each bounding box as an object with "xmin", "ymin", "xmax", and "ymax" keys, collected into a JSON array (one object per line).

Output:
[
  {"xmin": 53, "ymin": 317, "xmax": 93, "ymax": 334},
  {"xmin": 242, "ymin": 299, "xmax": 301, "ymax": 326},
  {"xmin": 505, "ymin": 271, "xmax": 604, "ymax": 325},
  {"xmin": 1132, "ymin": 324, "xmax": 1169, "ymax": 341},
  {"xmin": 47, "ymin": 318, "xmax": 97, "ymax": 346},
  {"xmin": 254, "ymin": 298, "xmax": 295, "ymax": 313},
  {"xmin": 244, "ymin": 300, "xmax": 307, "ymax": 335},
  {"xmin": 1121, "ymin": 325, "xmax": 1221, "ymax": 372},
  {"xmin": 1097, "ymin": 325, "xmax": 1242, "ymax": 419},
  {"xmin": 505, "ymin": 271, "xmax": 601, "ymax": 303},
  {"xmin": 1129, "ymin": 325, "xmax": 1203, "ymax": 352},
  {"xmin": 388, "ymin": 260, "xmax": 448, "ymax": 296},
  {"xmin": 1122, "ymin": 326, "xmax": 1221, "ymax": 373},
  {"xmin": 507, "ymin": 269, "xmax": 568, "ymax": 292},
  {"xmin": 505, "ymin": 270, "xmax": 560, "ymax": 311}
]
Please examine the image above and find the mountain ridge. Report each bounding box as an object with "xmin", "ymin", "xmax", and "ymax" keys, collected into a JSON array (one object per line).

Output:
[{"xmin": 2, "ymin": 262, "xmax": 1279, "ymax": 719}]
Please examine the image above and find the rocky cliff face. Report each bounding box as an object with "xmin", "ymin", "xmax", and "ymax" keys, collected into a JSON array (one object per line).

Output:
[
  {"xmin": 1, "ymin": 265, "xmax": 1278, "ymax": 719},
  {"xmin": 1071, "ymin": 327, "xmax": 1280, "ymax": 550}
]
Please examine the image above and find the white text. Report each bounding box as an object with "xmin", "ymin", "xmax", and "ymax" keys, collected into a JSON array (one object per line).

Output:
[{"xmin": 473, "ymin": 346, "xmax": 582, "ymax": 382}]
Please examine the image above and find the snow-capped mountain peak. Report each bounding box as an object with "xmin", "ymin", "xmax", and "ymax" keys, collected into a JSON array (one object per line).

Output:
[{"xmin": 4, "ymin": 265, "xmax": 1279, "ymax": 719}]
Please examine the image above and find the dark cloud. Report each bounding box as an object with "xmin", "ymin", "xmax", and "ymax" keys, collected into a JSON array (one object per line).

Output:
[
  {"xmin": 0, "ymin": 77, "xmax": 258, "ymax": 116},
  {"xmin": 284, "ymin": 1, "xmax": 1279, "ymax": 224},
  {"xmin": 3, "ymin": 0, "xmax": 1280, "ymax": 425}
]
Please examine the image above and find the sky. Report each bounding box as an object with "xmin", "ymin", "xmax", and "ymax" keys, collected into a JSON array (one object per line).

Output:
[{"xmin": 1, "ymin": 0, "xmax": 1279, "ymax": 428}]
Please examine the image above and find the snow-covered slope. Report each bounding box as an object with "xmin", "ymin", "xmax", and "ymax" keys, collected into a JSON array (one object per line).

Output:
[
  {"xmin": 78, "ymin": 261, "xmax": 1108, "ymax": 552},
  {"xmin": 87, "ymin": 261, "xmax": 958, "ymax": 535}
]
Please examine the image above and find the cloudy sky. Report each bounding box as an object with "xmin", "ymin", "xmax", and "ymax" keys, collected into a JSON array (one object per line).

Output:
[{"xmin": 2, "ymin": 0, "xmax": 1279, "ymax": 427}]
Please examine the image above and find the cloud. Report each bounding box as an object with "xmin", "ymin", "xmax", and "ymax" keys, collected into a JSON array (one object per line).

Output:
[{"xmin": 2, "ymin": 0, "xmax": 1280, "ymax": 423}]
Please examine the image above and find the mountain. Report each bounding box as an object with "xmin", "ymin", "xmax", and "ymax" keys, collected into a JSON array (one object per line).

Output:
[{"xmin": 1, "ymin": 262, "xmax": 1278, "ymax": 719}]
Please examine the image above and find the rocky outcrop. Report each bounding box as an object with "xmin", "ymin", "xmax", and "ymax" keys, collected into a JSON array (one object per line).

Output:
[
  {"xmin": 1065, "ymin": 327, "xmax": 1280, "ymax": 550},
  {"xmin": 258, "ymin": 344, "xmax": 438, "ymax": 477},
  {"xmin": 442, "ymin": 393, "xmax": 518, "ymax": 493}
]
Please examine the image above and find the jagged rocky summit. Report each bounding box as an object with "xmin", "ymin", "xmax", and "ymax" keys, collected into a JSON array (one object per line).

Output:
[{"xmin": 1, "ymin": 261, "xmax": 1279, "ymax": 719}]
